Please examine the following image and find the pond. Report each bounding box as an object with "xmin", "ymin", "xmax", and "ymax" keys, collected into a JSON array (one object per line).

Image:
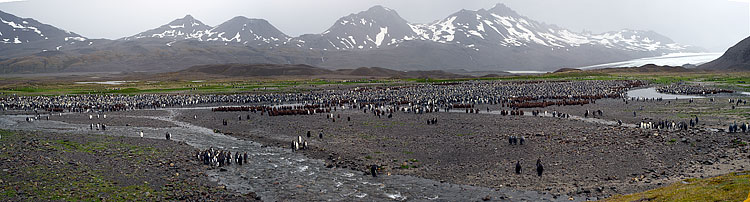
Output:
[
  {"xmin": 626, "ymin": 87, "xmax": 705, "ymax": 99},
  {"xmin": 74, "ymin": 81, "xmax": 137, "ymax": 85}
]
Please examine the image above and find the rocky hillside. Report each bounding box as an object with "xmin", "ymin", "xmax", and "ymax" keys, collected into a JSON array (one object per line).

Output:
[{"xmin": 699, "ymin": 36, "xmax": 750, "ymax": 70}]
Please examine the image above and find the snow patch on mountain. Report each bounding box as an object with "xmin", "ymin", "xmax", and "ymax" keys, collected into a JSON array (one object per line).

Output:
[
  {"xmin": 116, "ymin": 4, "xmax": 693, "ymax": 54},
  {"xmin": 402, "ymin": 4, "xmax": 691, "ymax": 53},
  {"xmin": 0, "ymin": 10, "xmax": 86, "ymax": 49},
  {"xmin": 374, "ymin": 27, "xmax": 387, "ymax": 47},
  {"xmin": 122, "ymin": 15, "xmax": 213, "ymax": 41},
  {"xmin": 1, "ymin": 17, "xmax": 42, "ymax": 36},
  {"xmin": 64, "ymin": 36, "xmax": 86, "ymax": 42},
  {"xmin": 123, "ymin": 15, "xmax": 290, "ymax": 47}
]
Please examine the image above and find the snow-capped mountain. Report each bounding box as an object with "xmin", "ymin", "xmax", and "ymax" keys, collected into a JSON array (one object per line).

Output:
[
  {"xmin": 122, "ymin": 15, "xmax": 291, "ymax": 47},
  {"xmin": 0, "ymin": 10, "xmax": 87, "ymax": 54},
  {"xmin": 291, "ymin": 4, "xmax": 694, "ymax": 54},
  {"xmin": 0, "ymin": 5, "xmax": 706, "ymax": 74},
  {"xmin": 410, "ymin": 4, "xmax": 692, "ymax": 54},
  {"xmin": 409, "ymin": 5, "xmax": 541, "ymax": 47},
  {"xmin": 295, "ymin": 5, "xmax": 420, "ymax": 50},
  {"xmin": 119, "ymin": 4, "xmax": 693, "ymax": 54},
  {"xmin": 122, "ymin": 15, "xmax": 212, "ymax": 41},
  {"xmin": 205, "ymin": 16, "xmax": 290, "ymax": 46}
]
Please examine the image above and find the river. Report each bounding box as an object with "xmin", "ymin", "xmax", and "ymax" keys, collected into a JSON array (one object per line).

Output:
[{"xmin": 626, "ymin": 87, "xmax": 705, "ymax": 99}]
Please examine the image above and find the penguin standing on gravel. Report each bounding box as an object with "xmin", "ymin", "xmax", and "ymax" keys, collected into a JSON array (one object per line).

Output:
[
  {"xmin": 235, "ymin": 152, "xmax": 241, "ymax": 165},
  {"xmin": 536, "ymin": 158, "xmax": 544, "ymax": 177},
  {"xmin": 515, "ymin": 160, "xmax": 522, "ymax": 174},
  {"xmin": 140, "ymin": 131, "xmax": 144, "ymax": 138},
  {"xmin": 165, "ymin": 132, "xmax": 171, "ymax": 140},
  {"xmin": 370, "ymin": 165, "xmax": 378, "ymax": 177}
]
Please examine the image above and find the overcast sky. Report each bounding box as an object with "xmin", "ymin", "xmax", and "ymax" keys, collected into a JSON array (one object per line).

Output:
[{"xmin": 0, "ymin": 0, "xmax": 747, "ymax": 51}]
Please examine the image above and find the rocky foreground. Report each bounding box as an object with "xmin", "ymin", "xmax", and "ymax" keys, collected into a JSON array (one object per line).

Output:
[
  {"xmin": 0, "ymin": 130, "xmax": 258, "ymax": 201},
  {"xmin": 174, "ymin": 97, "xmax": 750, "ymax": 199}
]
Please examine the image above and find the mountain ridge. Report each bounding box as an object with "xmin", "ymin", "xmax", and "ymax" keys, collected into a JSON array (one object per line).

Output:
[
  {"xmin": 0, "ymin": 4, "xmax": 706, "ymax": 74},
  {"xmin": 0, "ymin": 10, "xmax": 90, "ymax": 58},
  {"xmin": 177, "ymin": 63, "xmax": 465, "ymax": 78},
  {"xmin": 116, "ymin": 4, "xmax": 697, "ymax": 54}
]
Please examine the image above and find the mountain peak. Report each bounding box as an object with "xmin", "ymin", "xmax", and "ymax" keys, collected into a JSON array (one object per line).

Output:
[
  {"xmin": 122, "ymin": 14, "xmax": 212, "ymax": 41},
  {"xmin": 206, "ymin": 15, "xmax": 289, "ymax": 44},
  {"xmin": 227, "ymin": 16, "xmax": 250, "ymax": 22},
  {"xmin": 358, "ymin": 5, "xmax": 401, "ymax": 18},
  {"xmin": 170, "ymin": 14, "xmax": 204, "ymax": 25},
  {"xmin": 226, "ymin": 16, "xmax": 270, "ymax": 24},
  {"xmin": 489, "ymin": 3, "xmax": 520, "ymax": 16},
  {"xmin": 366, "ymin": 5, "xmax": 394, "ymax": 13},
  {"xmin": 299, "ymin": 5, "xmax": 418, "ymax": 50}
]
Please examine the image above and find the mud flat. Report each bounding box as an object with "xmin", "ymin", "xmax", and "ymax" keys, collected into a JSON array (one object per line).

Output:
[
  {"xmin": 0, "ymin": 110, "xmax": 586, "ymax": 201},
  {"xmin": 174, "ymin": 102, "xmax": 749, "ymax": 199},
  {"xmin": 1, "ymin": 85, "xmax": 747, "ymax": 200}
]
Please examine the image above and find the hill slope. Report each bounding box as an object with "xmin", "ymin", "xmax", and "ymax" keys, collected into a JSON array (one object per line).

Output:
[
  {"xmin": 0, "ymin": 10, "xmax": 89, "ymax": 58},
  {"xmin": 699, "ymin": 36, "xmax": 750, "ymax": 70},
  {"xmin": 177, "ymin": 63, "xmax": 464, "ymax": 78}
]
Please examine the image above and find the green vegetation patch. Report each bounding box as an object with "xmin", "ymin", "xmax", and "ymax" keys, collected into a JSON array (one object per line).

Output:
[
  {"xmin": 0, "ymin": 130, "xmax": 205, "ymax": 201},
  {"xmin": 605, "ymin": 171, "xmax": 750, "ymax": 202},
  {"xmin": 0, "ymin": 72, "xmax": 748, "ymax": 96},
  {"xmin": 0, "ymin": 79, "xmax": 395, "ymax": 96}
]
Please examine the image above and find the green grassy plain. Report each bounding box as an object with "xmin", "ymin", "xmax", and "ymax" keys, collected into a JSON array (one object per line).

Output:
[
  {"xmin": 1, "ymin": 71, "xmax": 747, "ymax": 96},
  {"xmin": 604, "ymin": 171, "xmax": 750, "ymax": 202}
]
